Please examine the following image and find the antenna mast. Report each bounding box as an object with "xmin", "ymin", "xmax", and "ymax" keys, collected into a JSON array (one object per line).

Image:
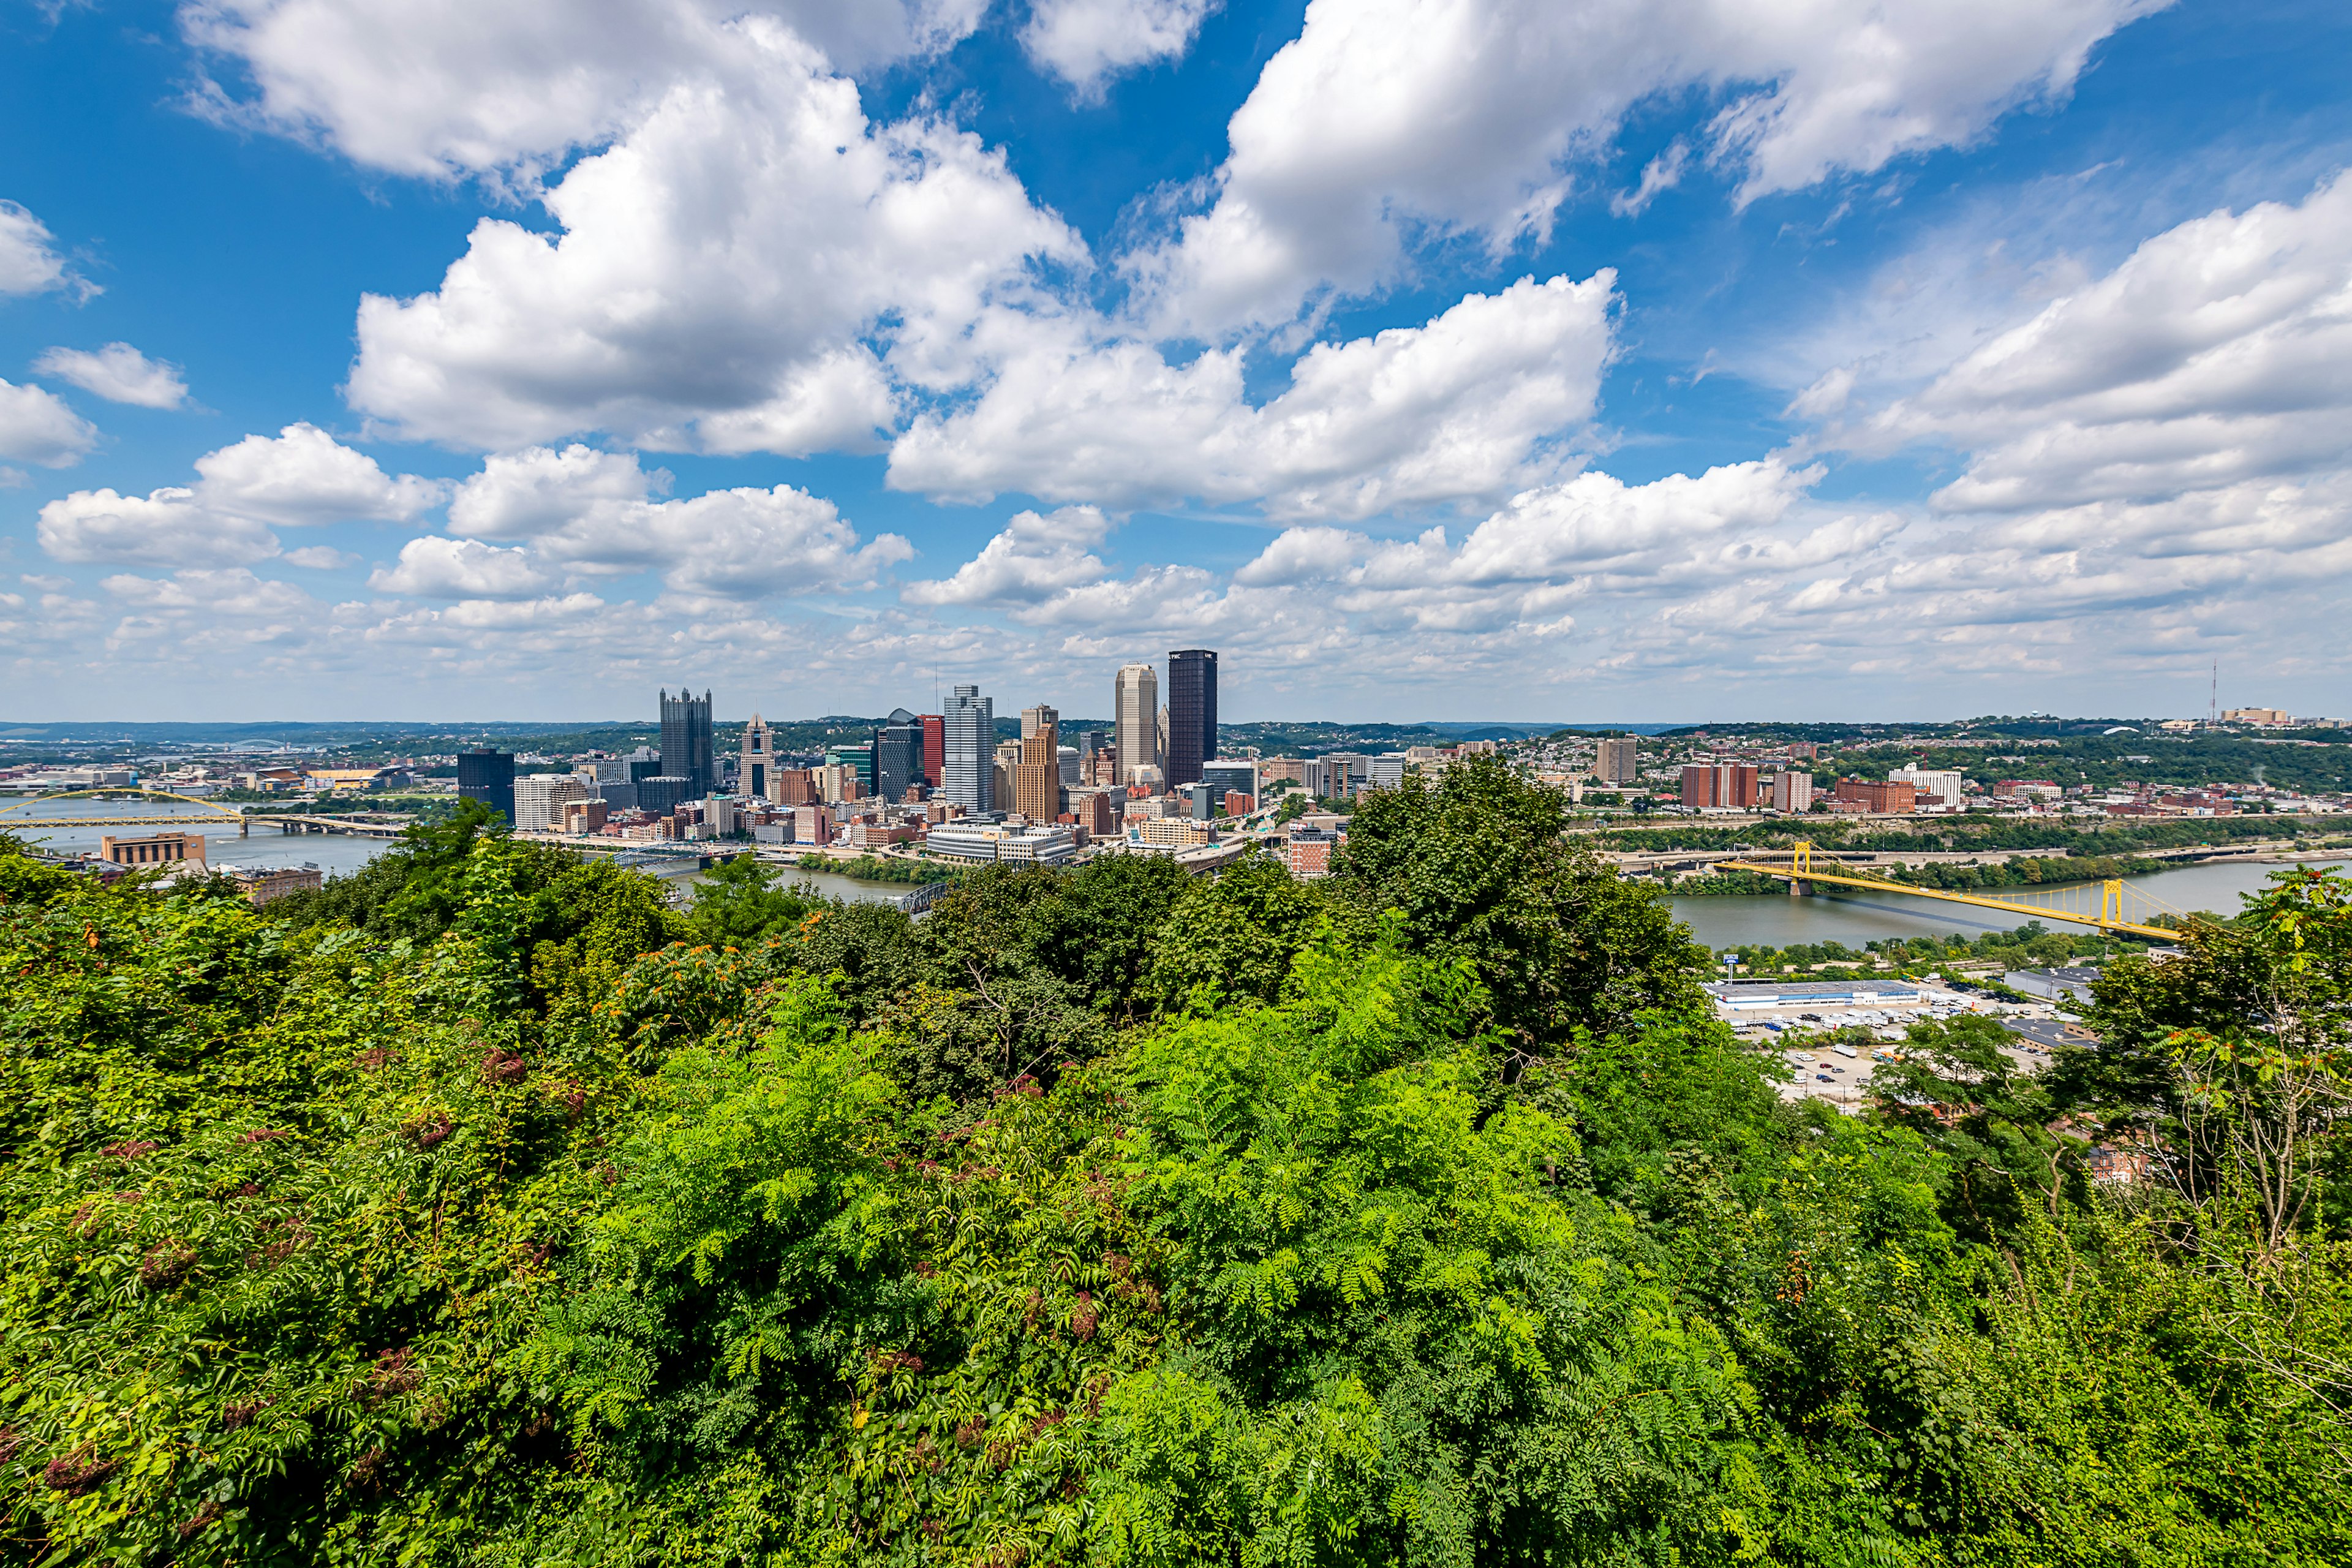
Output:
[{"xmin": 2209, "ymin": 660, "xmax": 2218, "ymax": 727}]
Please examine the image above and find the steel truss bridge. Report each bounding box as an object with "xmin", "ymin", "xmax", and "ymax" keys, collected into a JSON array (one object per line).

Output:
[
  {"xmin": 0, "ymin": 790, "xmax": 406, "ymax": 839},
  {"xmin": 1713, "ymin": 840, "xmax": 2187, "ymax": 940}
]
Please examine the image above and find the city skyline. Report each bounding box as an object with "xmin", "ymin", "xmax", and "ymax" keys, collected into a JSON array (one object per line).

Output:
[{"xmin": 2, "ymin": 4, "xmax": 2348, "ymax": 722}]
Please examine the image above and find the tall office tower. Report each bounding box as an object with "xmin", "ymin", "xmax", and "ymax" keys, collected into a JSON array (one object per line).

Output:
[
  {"xmin": 659, "ymin": 687, "xmax": 715, "ymax": 799},
  {"xmin": 456, "ymin": 750, "xmax": 514, "ymax": 826},
  {"xmin": 513, "ymin": 773, "xmax": 588, "ymax": 832},
  {"xmin": 943, "ymin": 685, "xmax": 993, "ymax": 812},
  {"xmin": 740, "ymin": 714, "xmax": 774, "ymax": 801},
  {"xmin": 919, "ymin": 714, "xmax": 944, "ymax": 787},
  {"xmin": 1773, "ymin": 771, "xmax": 1814, "ymax": 813},
  {"xmin": 875, "ymin": 708, "xmax": 923, "ymax": 802},
  {"xmin": 1014, "ymin": 707, "xmax": 1061, "ymax": 821},
  {"xmin": 1166, "ymin": 649, "xmax": 1218, "ymax": 788},
  {"xmin": 1596, "ymin": 736, "xmax": 1639, "ymax": 785},
  {"xmin": 1114, "ymin": 663, "xmax": 1159, "ymax": 785},
  {"xmin": 636, "ymin": 775, "xmax": 692, "ymax": 818}
]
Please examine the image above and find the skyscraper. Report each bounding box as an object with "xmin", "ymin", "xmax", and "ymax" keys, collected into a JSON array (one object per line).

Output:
[
  {"xmin": 875, "ymin": 708, "xmax": 923, "ymax": 802},
  {"xmin": 456, "ymin": 750, "xmax": 514, "ymax": 826},
  {"xmin": 1115, "ymin": 663, "xmax": 1159, "ymax": 786},
  {"xmin": 919, "ymin": 714, "xmax": 944, "ymax": 788},
  {"xmin": 740, "ymin": 714, "xmax": 774, "ymax": 801},
  {"xmin": 1014, "ymin": 706, "xmax": 1061, "ymax": 821},
  {"xmin": 659, "ymin": 687, "xmax": 715, "ymax": 801},
  {"xmin": 943, "ymin": 684, "xmax": 993, "ymax": 812},
  {"xmin": 1596, "ymin": 736, "xmax": 1638, "ymax": 785},
  {"xmin": 1166, "ymin": 649, "xmax": 1217, "ymax": 788}
]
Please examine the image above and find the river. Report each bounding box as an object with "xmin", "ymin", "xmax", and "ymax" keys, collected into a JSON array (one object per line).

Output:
[
  {"xmin": 0, "ymin": 797, "xmax": 929, "ymax": 905},
  {"xmin": 9, "ymin": 797, "xmax": 2330, "ymax": 933},
  {"xmin": 1668, "ymin": 859, "xmax": 2309, "ymax": 949}
]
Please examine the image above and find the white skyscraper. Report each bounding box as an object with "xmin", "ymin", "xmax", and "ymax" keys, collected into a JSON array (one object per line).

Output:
[
  {"xmin": 943, "ymin": 684, "xmax": 994, "ymax": 812},
  {"xmin": 1115, "ymin": 663, "xmax": 1159, "ymax": 786}
]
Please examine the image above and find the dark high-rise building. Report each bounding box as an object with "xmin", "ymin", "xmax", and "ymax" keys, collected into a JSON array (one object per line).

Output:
[
  {"xmin": 1166, "ymin": 649, "xmax": 1218, "ymax": 788},
  {"xmin": 456, "ymin": 750, "xmax": 514, "ymax": 826},
  {"xmin": 875, "ymin": 709, "xmax": 923, "ymax": 802},
  {"xmin": 637, "ymin": 775, "xmax": 692, "ymax": 818},
  {"xmin": 659, "ymin": 687, "xmax": 715, "ymax": 800}
]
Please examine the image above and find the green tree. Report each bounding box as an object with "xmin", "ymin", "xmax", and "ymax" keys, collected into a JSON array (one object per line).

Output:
[
  {"xmin": 688, "ymin": 851, "xmax": 815, "ymax": 946},
  {"xmin": 1143, "ymin": 853, "xmax": 1336, "ymax": 1011},
  {"xmin": 1335, "ymin": 753, "xmax": 1707, "ymax": 1048}
]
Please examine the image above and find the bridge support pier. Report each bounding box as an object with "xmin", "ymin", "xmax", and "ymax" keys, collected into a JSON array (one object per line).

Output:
[{"xmin": 1790, "ymin": 879, "xmax": 1811, "ymax": 896}]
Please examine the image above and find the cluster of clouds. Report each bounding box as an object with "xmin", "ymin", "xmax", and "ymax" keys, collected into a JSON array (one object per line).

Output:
[{"xmin": 13, "ymin": 0, "xmax": 2352, "ymax": 707}]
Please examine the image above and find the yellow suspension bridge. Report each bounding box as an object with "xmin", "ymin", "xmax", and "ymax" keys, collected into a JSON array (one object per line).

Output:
[{"xmin": 1713, "ymin": 841, "xmax": 2187, "ymax": 940}]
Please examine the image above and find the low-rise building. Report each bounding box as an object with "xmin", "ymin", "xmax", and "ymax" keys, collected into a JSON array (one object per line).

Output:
[
  {"xmin": 927, "ymin": 821, "xmax": 1079, "ymax": 864},
  {"xmin": 1831, "ymin": 777, "xmax": 1917, "ymax": 813},
  {"xmin": 1287, "ymin": 826, "xmax": 1340, "ymax": 879},
  {"xmin": 222, "ymin": 862, "xmax": 322, "ymax": 905},
  {"xmin": 99, "ymin": 831, "xmax": 206, "ymax": 868},
  {"xmin": 2003, "ymin": 967, "xmax": 2102, "ymax": 1005}
]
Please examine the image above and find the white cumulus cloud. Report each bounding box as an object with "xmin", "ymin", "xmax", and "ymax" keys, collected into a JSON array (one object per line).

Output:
[
  {"xmin": 903, "ymin": 506, "xmax": 1114, "ymax": 605},
  {"xmin": 182, "ymin": 0, "xmax": 990, "ymax": 184},
  {"xmin": 1128, "ymin": 0, "xmax": 2165, "ymax": 336},
  {"xmin": 192, "ymin": 423, "xmax": 445, "ymax": 526},
  {"xmin": 891, "ymin": 272, "xmax": 1617, "ymax": 516},
  {"xmin": 445, "ymin": 443, "xmax": 913, "ymax": 598},
  {"xmin": 1849, "ymin": 172, "xmax": 2352, "ymax": 513},
  {"xmin": 35, "ymin": 426, "xmax": 444, "ymax": 568},
  {"xmin": 0, "ymin": 379, "xmax": 100, "ymax": 467},
  {"xmin": 37, "ymin": 488, "xmax": 280, "ymax": 568},
  {"xmin": 342, "ymin": 20, "xmax": 1077, "ymax": 454},
  {"xmin": 32, "ymin": 344, "xmax": 191, "ymax": 409},
  {"xmin": 0, "ymin": 200, "xmax": 80, "ymax": 298},
  {"xmin": 1022, "ymin": 0, "xmax": 1217, "ymax": 97},
  {"xmin": 370, "ymin": 535, "xmax": 552, "ymax": 599}
]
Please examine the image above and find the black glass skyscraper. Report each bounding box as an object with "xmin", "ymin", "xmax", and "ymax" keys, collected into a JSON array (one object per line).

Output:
[
  {"xmin": 1166, "ymin": 649, "xmax": 1218, "ymax": 788},
  {"xmin": 659, "ymin": 687, "xmax": 715, "ymax": 800},
  {"xmin": 456, "ymin": 750, "xmax": 514, "ymax": 826},
  {"xmin": 875, "ymin": 707, "xmax": 922, "ymax": 802}
]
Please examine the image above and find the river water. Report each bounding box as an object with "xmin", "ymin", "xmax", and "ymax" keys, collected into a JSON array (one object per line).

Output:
[
  {"xmin": 1, "ymin": 797, "xmax": 927, "ymax": 905},
  {"xmin": 1668, "ymin": 860, "xmax": 2305, "ymax": 950},
  {"xmin": 10, "ymin": 796, "xmax": 2332, "ymax": 935}
]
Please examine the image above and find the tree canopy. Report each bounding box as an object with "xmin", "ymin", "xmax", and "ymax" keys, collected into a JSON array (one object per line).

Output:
[{"xmin": 2, "ymin": 772, "xmax": 2348, "ymax": 1566}]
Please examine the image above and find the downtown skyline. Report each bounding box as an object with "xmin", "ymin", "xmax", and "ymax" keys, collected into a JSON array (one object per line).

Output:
[{"xmin": 1, "ymin": 2, "xmax": 2349, "ymax": 725}]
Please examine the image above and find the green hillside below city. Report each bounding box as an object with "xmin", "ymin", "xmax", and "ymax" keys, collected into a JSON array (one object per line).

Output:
[{"xmin": 4, "ymin": 758, "xmax": 2349, "ymax": 1566}]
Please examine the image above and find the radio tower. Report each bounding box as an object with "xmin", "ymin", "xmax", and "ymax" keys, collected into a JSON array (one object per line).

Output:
[{"xmin": 2209, "ymin": 660, "xmax": 2218, "ymax": 728}]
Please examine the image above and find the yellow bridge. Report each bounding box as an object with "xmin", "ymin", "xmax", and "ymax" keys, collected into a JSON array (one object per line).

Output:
[{"xmin": 1714, "ymin": 841, "xmax": 2185, "ymax": 940}]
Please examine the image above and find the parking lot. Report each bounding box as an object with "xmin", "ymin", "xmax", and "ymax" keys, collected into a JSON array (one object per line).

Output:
[{"xmin": 1710, "ymin": 981, "xmax": 2079, "ymax": 1110}]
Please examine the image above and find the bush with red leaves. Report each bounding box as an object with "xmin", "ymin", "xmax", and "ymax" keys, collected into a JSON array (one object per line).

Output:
[
  {"xmin": 1069, "ymin": 1291, "xmax": 1098, "ymax": 1341},
  {"xmin": 346, "ymin": 1447, "xmax": 388, "ymax": 1494},
  {"xmin": 366, "ymin": 1346, "xmax": 423, "ymax": 1400},
  {"xmin": 138, "ymin": 1240, "xmax": 196, "ymax": 1289},
  {"xmin": 480, "ymin": 1049, "xmax": 526, "ymax": 1085},
  {"xmin": 220, "ymin": 1400, "xmax": 263, "ymax": 1430},
  {"xmin": 43, "ymin": 1446, "xmax": 118, "ymax": 1494},
  {"xmin": 405, "ymin": 1114, "xmax": 454, "ymax": 1149},
  {"xmin": 100, "ymin": 1139, "xmax": 157, "ymax": 1160},
  {"xmin": 236, "ymin": 1128, "xmax": 288, "ymax": 1144},
  {"xmin": 176, "ymin": 1499, "xmax": 223, "ymax": 1539}
]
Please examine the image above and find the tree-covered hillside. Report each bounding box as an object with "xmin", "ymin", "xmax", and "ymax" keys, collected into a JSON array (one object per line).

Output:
[{"xmin": 2, "ymin": 758, "xmax": 2347, "ymax": 1566}]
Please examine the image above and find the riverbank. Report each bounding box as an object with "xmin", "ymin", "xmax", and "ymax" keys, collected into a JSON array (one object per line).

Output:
[{"xmin": 791, "ymin": 852, "xmax": 960, "ymax": 885}]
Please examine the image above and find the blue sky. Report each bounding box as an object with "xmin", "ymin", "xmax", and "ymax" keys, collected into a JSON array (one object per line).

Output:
[{"xmin": 2, "ymin": 0, "xmax": 2348, "ymax": 723}]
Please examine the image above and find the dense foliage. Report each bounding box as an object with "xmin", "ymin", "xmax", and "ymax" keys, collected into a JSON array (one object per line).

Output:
[{"xmin": 3, "ymin": 760, "xmax": 2349, "ymax": 1566}]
